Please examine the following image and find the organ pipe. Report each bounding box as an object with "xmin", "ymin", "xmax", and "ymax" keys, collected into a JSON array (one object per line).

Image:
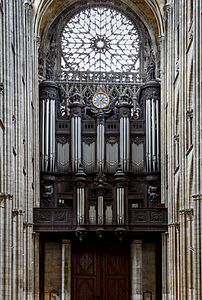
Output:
[
  {"xmin": 97, "ymin": 118, "xmax": 105, "ymax": 171},
  {"xmin": 98, "ymin": 195, "xmax": 104, "ymax": 225},
  {"xmin": 120, "ymin": 116, "xmax": 130, "ymax": 171},
  {"xmin": 70, "ymin": 100, "xmax": 82, "ymax": 172},
  {"xmin": 117, "ymin": 187, "xmax": 125, "ymax": 225},
  {"xmin": 77, "ymin": 187, "xmax": 85, "ymax": 224},
  {"xmin": 75, "ymin": 165, "xmax": 86, "ymax": 225},
  {"xmin": 39, "ymin": 80, "xmax": 59, "ymax": 172},
  {"xmin": 114, "ymin": 166, "xmax": 126, "ymax": 225},
  {"xmin": 146, "ymin": 98, "xmax": 160, "ymax": 172}
]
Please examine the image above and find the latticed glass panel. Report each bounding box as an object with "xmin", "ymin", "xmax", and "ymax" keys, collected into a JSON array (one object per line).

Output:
[{"xmin": 61, "ymin": 7, "xmax": 140, "ymax": 76}]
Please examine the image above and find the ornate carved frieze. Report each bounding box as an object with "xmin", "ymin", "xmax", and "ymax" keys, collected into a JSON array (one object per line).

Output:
[
  {"xmin": 39, "ymin": 80, "xmax": 60, "ymax": 101},
  {"xmin": 56, "ymin": 136, "xmax": 69, "ymax": 145},
  {"xmin": 82, "ymin": 136, "xmax": 96, "ymax": 145},
  {"xmin": 131, "ymin": 136, "xmax": 144, "ymax": 145},
  {"xmin": 106, "ymin": 136, "xmax": 119, "ymax": 144}
]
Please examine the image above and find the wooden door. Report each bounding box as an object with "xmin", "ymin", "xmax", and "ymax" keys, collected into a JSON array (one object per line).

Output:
[{"xmin": 72, "ymin": 241, "xmax": 130, "ymax": 300}]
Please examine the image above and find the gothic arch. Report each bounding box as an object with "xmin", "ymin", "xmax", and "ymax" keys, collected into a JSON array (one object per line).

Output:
[{"xmin": 34, "ymin": 0, "xmax": 165, "ymax": 48}]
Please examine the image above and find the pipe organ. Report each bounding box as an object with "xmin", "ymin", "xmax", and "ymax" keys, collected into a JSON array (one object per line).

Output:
[
  {"xmin": 119, "ymin": 96, "xmax": 131, "ymax": 172},
  {"xmin": 40, "ymin": 80, "xmax": 59, "ymax": 172},
  {"xmin": 39, "ymin": 79, "xmax": 161, "ymax": 228},
  {"xmin": 143, "ymin": 81, "xmax": 160, "ymax": 172}
]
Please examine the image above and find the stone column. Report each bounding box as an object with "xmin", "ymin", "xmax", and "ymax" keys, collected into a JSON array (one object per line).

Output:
[
  {"xmin": 131, "ymin": 240, "xmax": 143, "ymax": 300},
  {"xmin": 162, "ymin": 233, "xmax": 168, "ymax": 300},
  {"xmin": 34, "ymin": 233, "xmax": 40, "ymax": 300},
  {"xmin": 61, "ymin": 240, "xmax": 71, "ymax": 300}
]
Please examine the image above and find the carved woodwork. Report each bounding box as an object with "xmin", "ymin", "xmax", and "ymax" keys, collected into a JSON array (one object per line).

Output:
[{"xmin": 36, "ymin": 72, "xmax": 167, "ymax": 234}]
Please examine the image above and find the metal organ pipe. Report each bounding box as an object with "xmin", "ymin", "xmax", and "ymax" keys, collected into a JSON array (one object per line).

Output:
[
  {"xmin": 39, "ymin": 80, "xmax": 58, "ymax": 172},
  {"xmin": 78, "ymin": 117, "xmax": 81, "ymax": 170},
  {"xmin": 97, "ymin": 119, "xmax": 105, "ymax": 171},
  {"xmin": 152, "ymin": 99, "xmax": 156, "ymax": 170},
  {"xmin": 71, "ymin": 117, "xmax": 75, "ymax": 171},
  {"xmin": 127, "ymin": 118, "xmax": 130, "ymax": 170},
  {"xmin": 71, "ymin": 115, "xmax": 82, "ymax": 172},
  {"xmin": 76, "ymin": 186, "xmax": 85, "ymax": 225},
  {"xmin": 146, "ymin": 98, "xmax": 160, "ymax": 172},
  {"xmin": 146, "ymin": 100, "xmax": 152, "ymax": 171},
  {"xmin": 98, "ymin": 195, "xmax": 104, "ymax": 225},
  {"xmin": 41, "ymin": 101, "xmax": 45, "ymax": 170},
  {"xmin": 120, "ymin": 118, "xmax": 123, "ymax": 169},
  {"xmin": 120, "ymin": 116, "xmax": 130, "ymax": 172},
  {"xmin": 117, "ymin": 187, "xmax": 125, "ymax": 225},
  {"xmin": 45, "ymin": 100, "xmax": 49, "ymax": 171},
  {"xmin": 156, "ymin": 100, "xmax": 160, "ymax": 170}
]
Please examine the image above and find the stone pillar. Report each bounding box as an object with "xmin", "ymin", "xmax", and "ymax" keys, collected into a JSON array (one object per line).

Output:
[
  {"xmin": 162, "ymin": 233, "xmax": 168, "ymax": 300},
  {"xmin": 131, "ymin": 240, "xmax": 143, "ymax": 300},
  {"xmin": 34, "ymin": 233, "xmax": 40, "ymax": 300},
  {"xmin": 61, "ymin": 240, "xmax": 71, "ymax": 300}
]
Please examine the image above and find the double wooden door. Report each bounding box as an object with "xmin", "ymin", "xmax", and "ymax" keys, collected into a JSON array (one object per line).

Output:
[{"xmin": 72, "ymin": 241, "xmax": 130, "ymax": 300}]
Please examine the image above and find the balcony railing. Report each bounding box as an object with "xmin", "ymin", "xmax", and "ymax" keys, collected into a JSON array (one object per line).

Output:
[{"xmin": 33, "ymin": 207, "xmax": 167, "ymax": 233}]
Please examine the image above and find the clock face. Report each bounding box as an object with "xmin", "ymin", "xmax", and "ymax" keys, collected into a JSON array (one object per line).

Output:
[{"xmin": 93, "ymin": 93, "xmax": 110, "ymax": 109}]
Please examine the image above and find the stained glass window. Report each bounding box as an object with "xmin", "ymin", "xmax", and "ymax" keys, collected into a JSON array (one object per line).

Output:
[{"xmin": 61, "ymin": 7, "xmax": 140, "ymax": 75}]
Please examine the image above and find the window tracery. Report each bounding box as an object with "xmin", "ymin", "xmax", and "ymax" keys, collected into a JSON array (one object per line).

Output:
[{"xmin": 61, "ymin": 7, "xmax": 140, "ymax": 77}]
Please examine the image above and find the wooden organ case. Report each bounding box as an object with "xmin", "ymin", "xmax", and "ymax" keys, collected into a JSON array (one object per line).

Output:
[{"xmin": 34, "ymin": 77, "xmax": 167, "ymax": 236}]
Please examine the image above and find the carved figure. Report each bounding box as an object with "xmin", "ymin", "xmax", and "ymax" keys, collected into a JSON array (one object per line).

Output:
[{"xmin": 148, "ymin": 185, "xmax": 159, "ymax": 203}]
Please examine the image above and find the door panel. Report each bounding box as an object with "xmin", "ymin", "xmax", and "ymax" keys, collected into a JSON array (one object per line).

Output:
[
  {"xmin": 72, "ymin": 243, "xmax": 99, "ymax": 300},
  {"xmin": 72, "ymin": 242, "xmax": 130, "ymax": 300}
]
